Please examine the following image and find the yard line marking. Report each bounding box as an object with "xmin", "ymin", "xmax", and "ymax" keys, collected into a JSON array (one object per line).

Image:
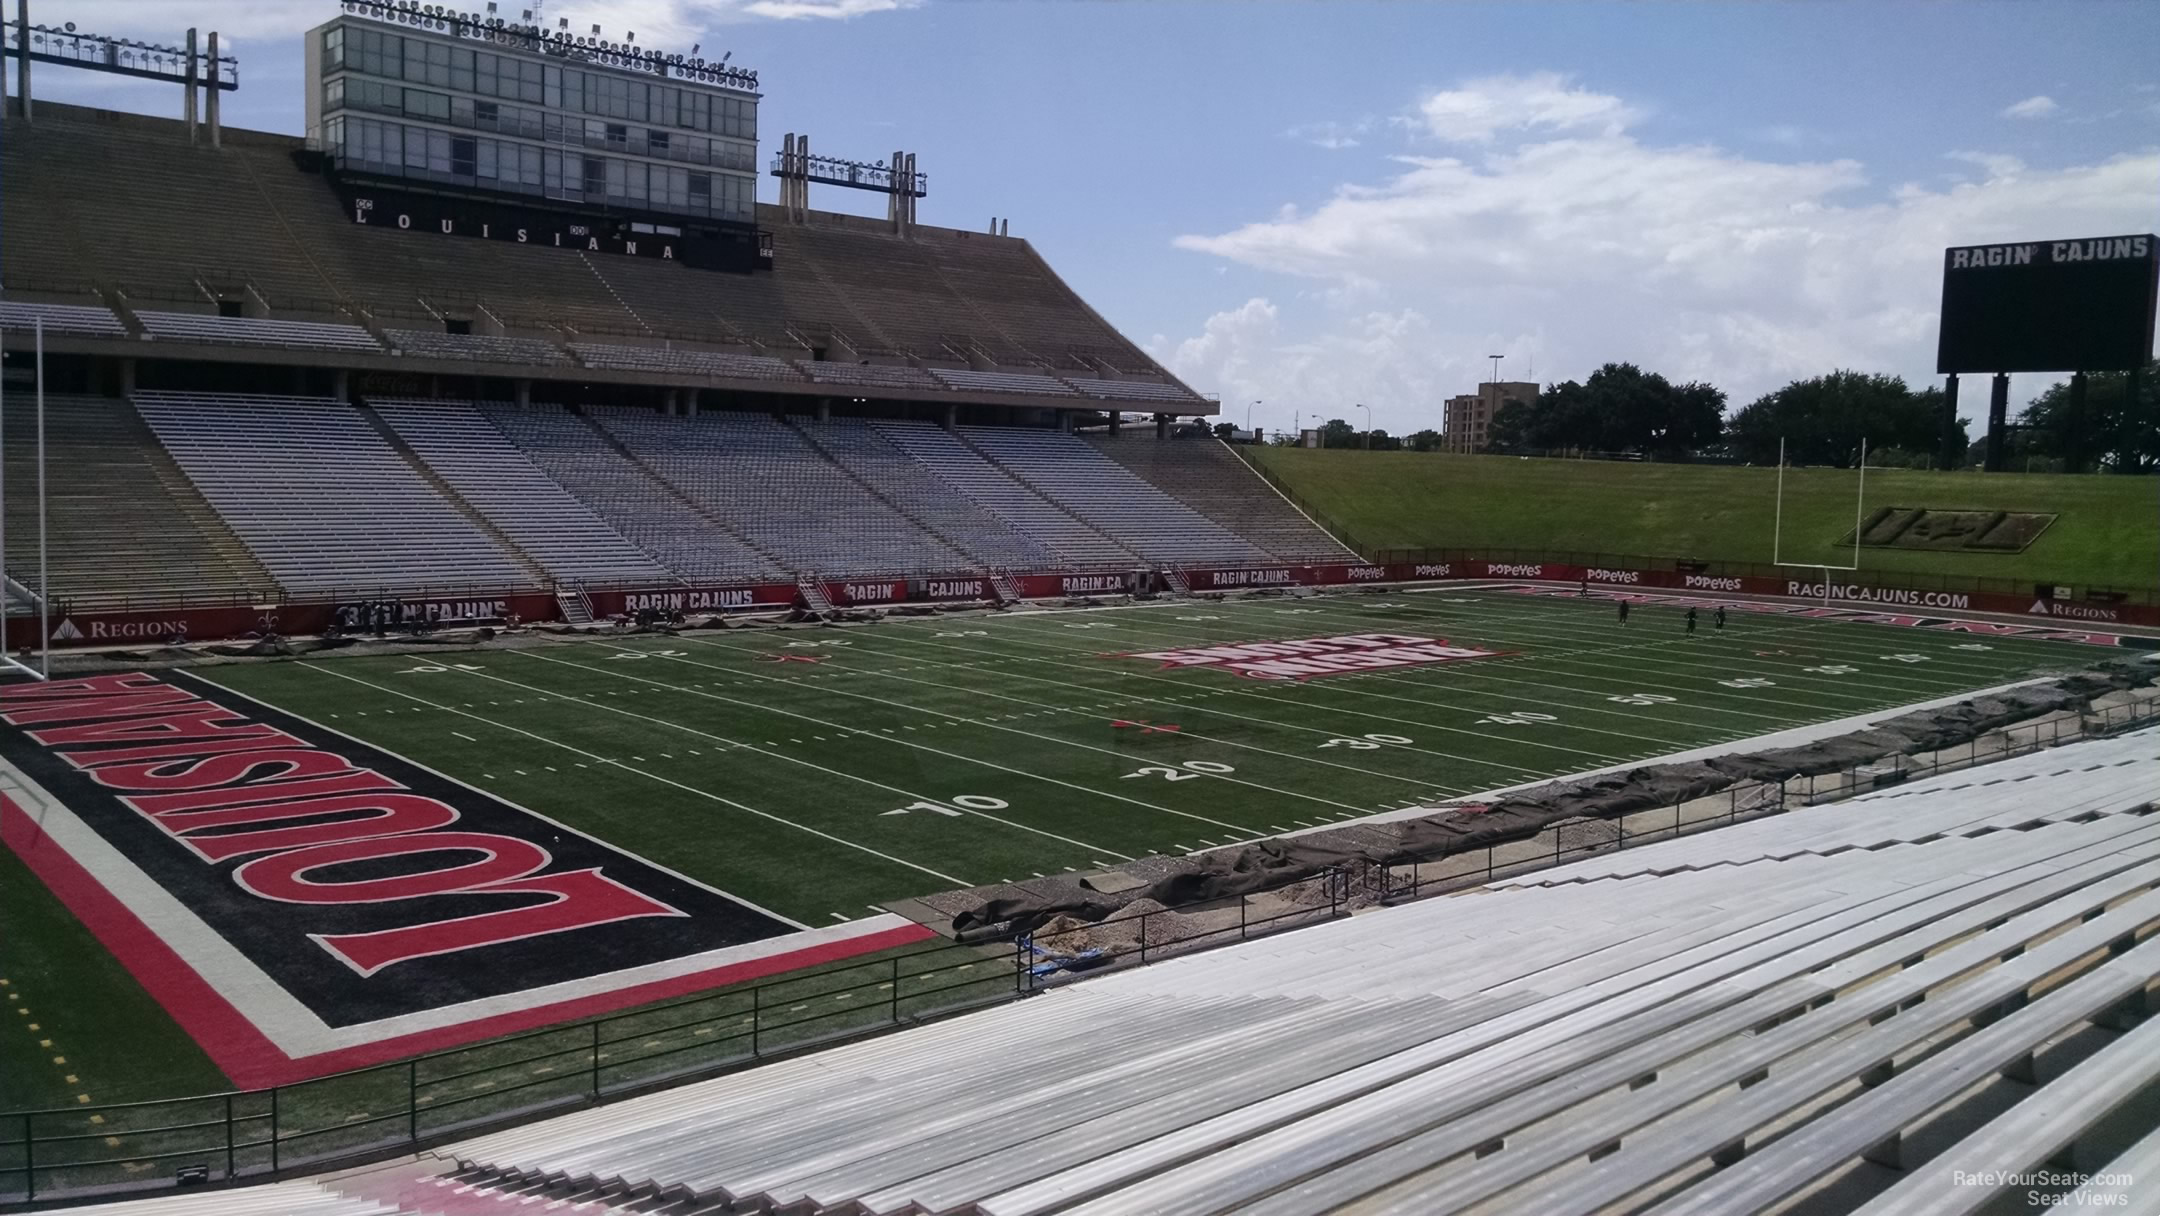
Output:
[
  {"xmin": 541, "ymin": 646, "xmax": 1273, "ymax": 836},
  {"xmin": 656, "ymin": 638, "xmax": 1395, "ymax": 818},
  {"xmin": 280, "ymin": 663, "xmax": 969, "ymax": 892},
  {"xmin": 452, "ymin": 731, "xmax": 476, "ymax": 742},
  {"xmin": 453, "ymin": 657, "xmax": 1139, "ymax": 860}
]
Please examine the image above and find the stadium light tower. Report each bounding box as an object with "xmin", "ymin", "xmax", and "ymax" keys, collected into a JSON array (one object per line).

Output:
[{"xmin": 1357, "ymin": 402, "xmax": 1372, "ymax": 449}]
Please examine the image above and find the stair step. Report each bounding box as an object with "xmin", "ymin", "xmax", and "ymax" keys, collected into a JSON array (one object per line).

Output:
[
  {"xmin": 797, "ymin": 579, "xmax": 835, "ymax": 615},
  {"xmin": 556, "ymin": 588, "xmax": 595, "ymax": 625}
]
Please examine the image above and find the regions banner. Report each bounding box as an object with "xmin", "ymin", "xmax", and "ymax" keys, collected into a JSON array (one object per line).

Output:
[{"xmin": 0, "ymin": 671, "xmax": 925, "ymax": 1084}]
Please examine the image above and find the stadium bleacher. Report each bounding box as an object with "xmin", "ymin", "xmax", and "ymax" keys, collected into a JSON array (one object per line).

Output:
[
  {"xmin": 592, "ymin": 408, "xmax": 975, "ymax": 576},
  {"xmin": 794, "ymin": 417, "xmax": 1064, "ymax": 569},
  {"xmin": 137, "ymin": 310, "xmax": 383, "ymax": 353},
  {"xmin": 480, "ymin": 403, "xmax": 789, "ymax": 584},
  {"xmin": 0, "ymin": 300, "xmax": 129, "ymax": 339},
  {"xmin": 930, "ymin": 367, "xmax": 1080, "ymax": 397},
  {"xmin": 797, "ymin": 360, "xmax": 941, "ymax": 392},
  {"xmin": 1089, "ymin": 433, "xmax": 1358, "ymax": 562},
  {"xmin": 280, "ymin": 729, "xmax": 2156, "ymax": 1216},
  {"xmin": 570, "ymin": 342, "xmax": 807, "ymax": 383},
  {"xmin": 962, "ymin": 426, "xmax": 1274, "ymax": 565},
  {"xmin": 2, "ymin": 394, "xmax": 275, "ymax": 608},
  {"xmin": 131, "ymin": 391, "xmax": 534, "ymax": 596},
  {"xmin": 873, "ymin": 420, "xmax": 1140, "ymax": 567},
  {"xmin": 384, "ymin": 329, "xmax": 569, "ymax": 365},
  {"xmin": 368, "ymin": 399, "xmax": 674, "ymax": 586}
]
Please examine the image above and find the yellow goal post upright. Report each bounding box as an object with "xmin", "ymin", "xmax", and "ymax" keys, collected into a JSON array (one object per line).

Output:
[{"xmin": 1770, "ymin": 436, "xmax": 1868, "ymax": 609}]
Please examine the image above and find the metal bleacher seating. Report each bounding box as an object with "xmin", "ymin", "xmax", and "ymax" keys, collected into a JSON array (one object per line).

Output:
[
  {"xmin": 385, "ymin": 330, "xmax": 568, "ymax": 366},
  {"xmin": 480, "ymin": 403, "xmax": 787, "ymax": 585},
  {"xmin": 798, "ymin": 361, "xmax": 940, "ymax": 392},
  {"xmin": 570, "ymin": 342, "xmax": 805, "ymax": 384},
  {"xmin": 1066, "ymin": 376, "xmax": 1200, "ymax": 404},
  {"xmin": 961, "ymin": 427, "xmax": 1273, "ymax": 566},
  {"xmin": 2, "ymin": 394, "xmax": 274, "ymax": 608},
  {"xmin": 1088, "ymin": 433, "xmax": 1357, "ymax": 562},
  {"xmin": 369, "ymin": 400, "xmax": 672, "ymax": 586},
  {"xmin": 872, "ymin": 420, "xmax": 1138, "ymax": 568},
  {"xmin": 930, "ymin": 367, "xmax": 1079, "ymax": 397},
  {"xmin": 399, "ymin": 730, "xmax": 2160, "ymax": 1216},
  {"xmin": 130, "ymin": 391, "xmax": 532, "ymax": 596},
  {"xmin": 795, "ymin": 418, "xmax": 1062, "ymax": 570},
  {"xmin": 0, "ymin": 301, "xmax": 128, "ymax": 339},
  {"xmin": 592, "ymin": 408, "xmax": 974, "ymax": 576},
  {"xmin": 137, "ymin": 311, "xmax": 382, "ymax": 353}
]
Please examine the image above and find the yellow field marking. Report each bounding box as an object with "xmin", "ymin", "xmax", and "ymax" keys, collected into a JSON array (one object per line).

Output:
[
  {"xmin": 88, "ymin": 1114, "xmax": 103, "ymax": 1125},
  {"xmin": 76, "ymin": 1094, "xmax": 90, "ymax": 1104},
  {"xmin": 104, "ymin": 1137, "xmax": 121, "ymax": 1148},
  {"xmin": 64, "ymin": 1074, "xmax": 76, "ymax": 1084},
  {"xmin": 52, "ymin": 1056, "xmax": 65, "ymax": 1065}
]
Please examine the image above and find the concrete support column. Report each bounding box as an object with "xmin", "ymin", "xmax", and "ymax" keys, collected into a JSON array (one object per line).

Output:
[
  {"xmin": 686, "ymin": 388, "xmax": 701, "ymax": 417},
  {"xmin": 1156, "ymin": 412, "xmax": 1170, "ymax": 438},
  {"xmin": 205, "ymin": 32, "xmax": 222, "ymax": 149},
  {"xmin": 1108, "ymin": 411, "xmax": 1121, "ymax": 436},
  {"xmin": 333, "ymin": 368, "xmax": 350, "ymax": 402},
  {"xmin": 184, "ymin": 28, "xmax": 198, "ymax": 142},
  {"xmin": 2065, "ymin": 372, "xmax": 2088, "ymax": 475},
  {"xmin": 942, "ymin": 403, "xmax": 957, "ymax": 430},
  {"xmin": 514, "ymin": 378, "xmax": 532, "ymax": 409},
  {"xmin": 817, "ymin": 398, "xmax": 831, "ymax": 423},
  {"xmin": 118, "ymin": 358, "xmax": 137, "ymax": 397}
]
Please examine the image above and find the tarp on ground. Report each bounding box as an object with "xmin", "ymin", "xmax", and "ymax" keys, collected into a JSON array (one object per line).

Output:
[{"xmin": 946, "ymin": 659, "xmax": 2157, "ymax": 938}]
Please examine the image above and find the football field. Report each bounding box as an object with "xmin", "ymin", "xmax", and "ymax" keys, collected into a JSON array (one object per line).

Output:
[
  {"xmin": 199, "ymin": 585, "xmax": 2096, "ymax": 916},
  {"xmin": 0, "ymin": 584, "xmax": 2125, "ymax": 1115}
]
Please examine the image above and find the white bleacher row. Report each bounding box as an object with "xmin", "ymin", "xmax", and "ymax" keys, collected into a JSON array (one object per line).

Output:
[
  {"xmin": 931, "ymin": 367, "xmax": 1078, "ymax": 397},
  {"xmin": 369, "ymin": 400, "xmax": 671, "ymax": 586},
  {"xmin": 962, "ymin": 426, "xmax": 1273, "ymax": 566},
  {"xmin": 411, "ymin": 730, "xmax": 2160, "ymax": 1216},
  {"xmin": 872, "ymin": 420, "xmax": 1139, "ymax": 567},
  {"xmin": 592, "ymin": 408, "xmax": 974, "ymax": 576},
  {"xmin": 130, "ymin": 392, "xmax": 532, "ymax": 595},
  {"xmin": 137, "ymin": 310, "xmax": 382, "ymax": 352},
  {"xmin": 796, "ymin": 418, "xmax": 1061, "ymax": 570},
  {"xmin": 385, "ymin": 330, "xmax": 568, "ymax": 365},
  {"xmin": 1089, "ymin": 434, "xmax": 1358, "ymax": 563},
  {"xmin": 799, "ymin": 361, "xmax": 939, "ymax": 391},
  {"xmin": 571, "ymin": 342, "xmax": 804, "ymax": 383},
  {"xmin": 481, "ymin": 403, "xmax": 787, "ymax": 585},
  {"xmin": 0, "ymin": 300, "xmax": 127, "ymax": 337},
  {"xmin": 1069, "ymin": 376, "xmax": 1198, "ymax": 403}
]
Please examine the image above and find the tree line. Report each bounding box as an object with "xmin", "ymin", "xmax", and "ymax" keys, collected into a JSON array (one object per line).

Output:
[{"xmin": 1237, "ymin": 358, "xmax": 2157, "ymax": 471}]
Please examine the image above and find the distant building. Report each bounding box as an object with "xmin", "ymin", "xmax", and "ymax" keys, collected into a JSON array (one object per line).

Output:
[{"xmin": 1442, "ymin": 381, "xmax": 1539, "ymax": 453}]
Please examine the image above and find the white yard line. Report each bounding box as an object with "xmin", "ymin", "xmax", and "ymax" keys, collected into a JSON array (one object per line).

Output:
[{"xmin": 288, "ymin": 663, "xmax": 973, "ymax": 888}]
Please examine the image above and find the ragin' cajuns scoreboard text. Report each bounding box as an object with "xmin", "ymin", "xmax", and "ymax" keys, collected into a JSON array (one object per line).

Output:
[{"xmin": 1937, "ymin": 234, "xmax": 2159, "ymax": 374}]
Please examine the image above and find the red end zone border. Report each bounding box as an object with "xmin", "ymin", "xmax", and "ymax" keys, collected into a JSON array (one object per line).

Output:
[{"xmin": 0, "ymin": 673, "xmax": 933, "ymax": 1090}]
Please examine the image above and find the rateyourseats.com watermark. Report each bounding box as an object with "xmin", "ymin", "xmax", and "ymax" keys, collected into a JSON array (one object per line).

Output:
[{"xmin": 1953, "ymin": 1170, "xmax": 2138, "ymax": 1207}]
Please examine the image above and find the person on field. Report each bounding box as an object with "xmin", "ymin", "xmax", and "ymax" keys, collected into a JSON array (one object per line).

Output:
[
  {"xmin": 1617, "ymin": 599, "xmax": 1630, "ymax": 626},
  {"xmin": 1685, "ymin": 607, "xmax": 1698, "ymax": 635},
  {"xmin": 1715, "ymin": 605, "xmax": 1727, "ymax": 631}
]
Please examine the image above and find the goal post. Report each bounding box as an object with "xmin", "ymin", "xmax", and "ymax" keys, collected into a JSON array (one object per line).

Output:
[{"xmin": 1770, "ymin": 436, "xmax": 1868, "ymax": 584}]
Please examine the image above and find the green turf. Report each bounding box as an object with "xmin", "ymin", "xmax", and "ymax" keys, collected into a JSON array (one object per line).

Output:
[
  {"xmin": 0, "ymin": 588, "xmax": 2109, "ymax": 1124},
  {"xmin": 1245, "ymin": 448, "xmax": 2160, "ymax": 591},
  {"xmin": 0, "ymin": 844, "xmax": 226, "ymax": 1114}
]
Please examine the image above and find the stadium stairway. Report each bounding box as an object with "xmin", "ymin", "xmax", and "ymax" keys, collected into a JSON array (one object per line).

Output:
[
  {"xmin": 873, "ymin": 420, "xmax": 1140, "ymax": 567},
  {"xmin": 355, "ymin": 404, "xmax": 553, "ymax": 589}
]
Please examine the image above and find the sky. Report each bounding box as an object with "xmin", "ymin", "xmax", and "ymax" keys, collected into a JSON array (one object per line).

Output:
[{"xmin": 13, "ymin": 0, "xmax": 2159, "ymax": 437}]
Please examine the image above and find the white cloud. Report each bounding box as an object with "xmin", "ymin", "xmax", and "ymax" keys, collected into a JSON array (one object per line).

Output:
[
  {"xmin": 1159, "ymin": 73, "xmax": 2159, "ymax": 433},
  {"xmin": 2001, "ymin": 95, "xmax": 2059, "ymax": 119},
  {"xmin": 1286, "ymin": 119, "xmax": 1373, "ymax": 150},
  {"xmin": 1411, "ymin": 71, "xmax": 1638, "ymax": 144}
]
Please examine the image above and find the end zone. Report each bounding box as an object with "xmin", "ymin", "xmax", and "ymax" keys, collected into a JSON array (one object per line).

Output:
[{"xmin": 0, "ymin": 672, "xmax": 931, "ymax": 1088}]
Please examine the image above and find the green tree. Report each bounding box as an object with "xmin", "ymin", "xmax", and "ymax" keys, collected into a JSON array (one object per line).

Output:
[
  {"xmin": 1320, "ymin": 418, "xmax": 1359, "ymax": 449},
  {"xmin": 1727, "ymin": 371, "xmax": 1960, "ymax": 468},
  {"xmin": 2013, "ymin": 361, "xmax": 2160, "ymax": 473},
  {"xmin": 1212, "ymin": 422, "xmax": 1238, "ymax": 441},
  {"xmin": 1406, "ymin": 428, "xmax": 1444, "ymax": 452},
  {"xmin": 1487, "ymin": 364, "xmax": 1722, "ymax": 456}
]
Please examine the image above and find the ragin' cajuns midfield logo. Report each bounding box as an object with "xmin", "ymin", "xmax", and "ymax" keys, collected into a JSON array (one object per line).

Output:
[
  {"xmin": 1117, "ymin": 633, "xmax": 1507, "ymax": 681},
  {"xmin": 0, "ymin": 671, "xmax": 810, "ymax": 1070}
]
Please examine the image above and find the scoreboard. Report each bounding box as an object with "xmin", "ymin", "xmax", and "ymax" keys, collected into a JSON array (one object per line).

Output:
[{"xmin": 1935, "ymin": 234, "xmax": 2158, "ymax": 373}]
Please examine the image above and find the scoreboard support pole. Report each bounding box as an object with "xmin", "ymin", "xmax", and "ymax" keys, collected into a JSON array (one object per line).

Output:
[
  {"xmin": 2125, "ymin": 365, "xmax": 2147, "ymax": 476},
  {"xmin": 1939, "ymin": 374, "xmax": 1962, "ymax": 470},
  {"xmin": 2064, "ymin": 372, "xmax": 2088, "ymax": 475},
  {"xmin": 1984, "ymin": 373, "xmax": 2010, "ymax": 473}
]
